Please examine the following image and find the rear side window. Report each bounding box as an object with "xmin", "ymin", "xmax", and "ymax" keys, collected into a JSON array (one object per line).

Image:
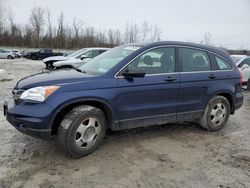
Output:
[
  {"xmin": 213, "ymin": 56, "xmax": 233, "ymax": 70},
  {"xmin": 180, "ymin": 48, "xmax": 211, "ymax": 72}
]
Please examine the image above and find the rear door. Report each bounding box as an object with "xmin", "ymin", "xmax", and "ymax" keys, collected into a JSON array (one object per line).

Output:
[
  {"xmin": 116, "ymin": 47, "xmax": 180, "ymax": 128},
  {"xmin": 178, "ymin": 47, "xmax": 215, "ymax": 120}
]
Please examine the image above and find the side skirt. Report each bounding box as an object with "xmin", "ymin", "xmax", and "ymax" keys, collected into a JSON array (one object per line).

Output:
[{"xmin": 112, "ymin": 110, "xmax": 204, "ymax": 130}]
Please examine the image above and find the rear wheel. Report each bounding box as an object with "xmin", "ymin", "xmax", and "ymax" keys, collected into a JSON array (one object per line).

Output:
[
  {"xmin": 199, "ymin": 96, "xmax": 230, "ymax": 131},
  {"xmin": 57, "ymin": 105, "xmax": 107, "ymax": 158}
]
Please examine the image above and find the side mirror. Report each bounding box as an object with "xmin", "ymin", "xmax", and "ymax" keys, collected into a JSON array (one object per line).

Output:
[
  {"xmin": 80, "ymin": 55, "xmax": 87, "ymax": 60},
  {"xmin": 122, "ymin": 68, "xmax": 146, "ymax": 78}
]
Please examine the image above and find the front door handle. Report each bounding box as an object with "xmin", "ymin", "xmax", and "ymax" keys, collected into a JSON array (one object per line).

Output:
[
  {"xmin": 164, "ymin": 76, "xmax": 177, "ymax": 82},
  {"xmin": 208, "ymin": 74, "xmax": 217, "ymax": 79}
]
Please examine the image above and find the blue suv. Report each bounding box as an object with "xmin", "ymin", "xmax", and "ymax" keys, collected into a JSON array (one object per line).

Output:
[{"xmin": 4, "ymin": 41, "xmax": 244, "ymax": 158}]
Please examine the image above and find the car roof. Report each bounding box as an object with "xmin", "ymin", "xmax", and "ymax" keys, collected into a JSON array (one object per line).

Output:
[
  {"xmin": 128, "ymin": 41, "xmax": 231, "ymax": 61},
  {"xmin": 230, "ymin": 54, "xmax": 247, "ymax": 57},
  {"xmin": 81, "ymin": 47, "xmax": 110, "ymax": 50},
  {"xmin": 236, "ymin": 56, "xmax": 250, "ymax": 65}
]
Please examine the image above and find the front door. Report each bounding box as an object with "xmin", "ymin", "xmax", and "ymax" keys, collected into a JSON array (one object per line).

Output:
[{"xmin": 116, "ymin": 47, "xmax": 180, "ymax": 129}]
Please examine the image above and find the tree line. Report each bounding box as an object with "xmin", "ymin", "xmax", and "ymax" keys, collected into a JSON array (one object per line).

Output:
[{"xmin": 0, "ymin": 6, "xmax": 161, "ymax": 49}]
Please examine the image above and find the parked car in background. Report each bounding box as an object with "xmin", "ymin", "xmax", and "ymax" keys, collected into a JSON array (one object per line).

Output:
[
  {"xmin": 4, "ymin": 41, "xmax": 243, "ymax": 158},
  {"xmin": 236, "ymin": 56, "xmax": 250, "ymax": 89},
  {"xmin": 0, "ymin": 49, "xmax": 16, "ymax": 59},
  {"xmin": 25, "ymin": 48, "xmax": 63, "ymax": 60},
  {"xmin": 11, "ymin": 49, "xmax": 22, "ymax": 58},
  {"xmin": 230, "ymin": 55, "xmax": 247, "ymax": 64},
  {"xmin": 43, "ymin": 47, "xmax": 110, "ymax": 69},
  {"xmin": 53, "ymin": 48, "xmax": 110, "ymax": 69}
]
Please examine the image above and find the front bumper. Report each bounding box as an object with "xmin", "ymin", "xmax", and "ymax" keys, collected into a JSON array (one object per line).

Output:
[{"xmin": 3, "ymin": 98, "xmax": 53, "ymax": 139}]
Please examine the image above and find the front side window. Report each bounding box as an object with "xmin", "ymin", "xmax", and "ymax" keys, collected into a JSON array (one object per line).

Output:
[
  {"xmin": 238, "ymin": 58, "xmax": 250, "ymax": 68},
  {"xmin": 82, "ymin": 50, "xmax": 94, "ymax": 58},
  {"xmin": 39, "ymin": 49, "xmax": 45, "ymax": 53},
  {"xmin": 69, "ymin": 49, "xmax": 88, "ymax": 58},
  {"xmin": 127, "ymin": 47, "xmax": 175, "ymax": 75},
  {"xmin": 99, "ymin": 50, "xmax": 107, "ymax": 54},
  {"xmin": 180, "ymin": 48, "xmax": 211, "ymax": 72}
]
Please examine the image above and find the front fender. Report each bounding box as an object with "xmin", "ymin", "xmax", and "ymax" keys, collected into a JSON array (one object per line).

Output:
[{"xmin": 48, "ymin": 96, "xmax": 117, "ymax": 130}]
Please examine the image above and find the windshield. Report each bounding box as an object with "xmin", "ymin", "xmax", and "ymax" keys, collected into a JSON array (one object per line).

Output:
[
  {"xmin": 79, "ymin": 45, "xmax": 141, "ymax": 75},
  {"xmin": 67, "ymin": 48, "xmax": 88, "ymax": 58}
]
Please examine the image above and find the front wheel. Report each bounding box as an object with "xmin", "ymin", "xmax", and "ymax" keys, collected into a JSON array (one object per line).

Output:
[
  {"xmin": 7, "ymin": 55, "xmax": 14, "ymax": 59},
  {"xmin": 57, "ymin": 105, "xmax": 107, "ymax": 158},
  {"xmin": 199, "ymin": 96, "xmax": 230, "ymax": 131},
  {"xmin": 31, "ymin": 55, "xmax": 37, "ymax": 60}
]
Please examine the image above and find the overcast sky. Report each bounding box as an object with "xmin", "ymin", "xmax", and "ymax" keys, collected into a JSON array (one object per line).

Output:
[{"xmin": 2, "ymin": 0, "xmax": 250, "ymax": 49}]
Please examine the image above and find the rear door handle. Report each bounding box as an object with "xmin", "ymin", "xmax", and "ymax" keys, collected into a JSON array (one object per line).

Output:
[
  {"xmin": 208, "ymin": 74, "xmax": 217, "ymax": 79},
  {"xmin": 164, "ymin": 76, "xmax": 177, "ymax": 82}
]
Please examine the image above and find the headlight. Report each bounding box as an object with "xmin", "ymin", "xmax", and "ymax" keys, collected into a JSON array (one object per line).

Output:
[{"xmin": 20, "ymin": 86, "xmax": 60, "ymax": 102}]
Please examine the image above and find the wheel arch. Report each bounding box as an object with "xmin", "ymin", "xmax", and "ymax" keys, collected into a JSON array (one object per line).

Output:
[
  {"xmin": 212, "ymin": 91, "xmax": 235, "ymax": 114},
  {"xmin": 50, "ymin": 98, "xmax": 116, "ymax": 135}
]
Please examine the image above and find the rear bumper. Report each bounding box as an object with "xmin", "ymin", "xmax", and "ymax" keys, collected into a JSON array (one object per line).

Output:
[
  {"xmin": 235, "ymin": 92, "xmax": 244, "ymax": 111},
  {"xmin": 3, "ymin": 98, "xmax": 53, "ymax": 140}
]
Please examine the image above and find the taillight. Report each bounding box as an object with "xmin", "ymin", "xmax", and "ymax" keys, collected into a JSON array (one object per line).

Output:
[{"xmin": 239, "ymin": 69, "xmax": 243, "ymax": 87}]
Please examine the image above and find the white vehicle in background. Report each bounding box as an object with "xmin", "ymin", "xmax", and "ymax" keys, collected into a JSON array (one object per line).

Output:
[
  {"xmin": 53, "ymin": 57, "xmax": 91, "ymax": 69},
  {"xmin": 236, "ymin": 56, "xmax": 250, "ymax": 89},
  {"xmin": 0, "ymin": 49, "xmax": 16, "ymax": 59},
  {"xmin": 53, "ymin": 48, "xmax": 110, "ymax": 69},
  {"xmin": 43, "ymin": 47, "xmax": 110, "ymax": 69},
  {"xmin": 230, "ymin": 55, "xmax": 247, "ymax": 64},
  {"xmin": 11, "ymin": 49, "xmax": 22, "ymax": 58}
]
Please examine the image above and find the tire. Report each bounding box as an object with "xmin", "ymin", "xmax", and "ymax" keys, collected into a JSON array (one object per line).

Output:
[
  {"xmin": 199, "ymin": 96, "xmax": 230, "ymax": 131},
  {"xmin": 7, "ymin": 55, "xmax": 14, "ymax": 59},
  {"xmin": 57, "ymin": 105, "xmax": 107, "ymax": 158},
  {"xmin": 31, "ymin": 55, "xmax": 37, "ymax": 60},
  {"xmin": 46, "ymin": 62, "xmax": 54, "ymax": 70}
]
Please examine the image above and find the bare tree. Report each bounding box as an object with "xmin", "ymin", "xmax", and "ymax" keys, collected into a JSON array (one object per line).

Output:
[
  {"xmin": 150, "ymin": 25, "xmax": 161, "ymax": 41},
  {"xmin": 56, "ymin": 11, "xmax": 65, "ymax": 48},
  {"xmin": 114, "ymin": 30, "xmax": 121, "ymax": 45},
  {"xmin": 202, "ymin": 32, "xmax": 212, "ymax": 45},
  {"xmin": 46, "ymin": 9, "xmax": 53, "ymax": 48},
  {"xmin": 141, "ymin": 21, "xmax": 150, "ymax": 41},
  {"xmin": 124, "ymin": 21, "xmax": 139, "ymax": 43},
  {"xmin": 23, "ymin": 24, "xmax": 33, "ymax": 47},
  {"xmin": 84, "ymin": 26, "xmax": 95, "ymax": 46},
  {"xmin": 30, "ymin": 6, "xmax": 45, "ymax": 47},
  {"xmin": 72, "ymin": 18, "xmax": 83, "ymax": 48},
  {"xmin": 96, "ymin": 30, "xmax": 107, "ymax": 46},
  {"xmin": 0, "ymin": 6, "xmax": 163, "ymax": 49},
  {"xmin": 0, "ymin": 4, "xmax": 5, "ymax": 34},
  {"xmin": 72, "ymin": 18, "xmax": 83, "ymax": 38},
  {"xmin": 107, "ymin": 29, "xmax": 115, "ymax": 45}
]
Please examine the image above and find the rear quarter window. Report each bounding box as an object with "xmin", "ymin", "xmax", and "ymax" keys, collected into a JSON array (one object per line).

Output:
[{"xmin": 212, "ymin": 56, "xmax": 233, "ymax": 70}]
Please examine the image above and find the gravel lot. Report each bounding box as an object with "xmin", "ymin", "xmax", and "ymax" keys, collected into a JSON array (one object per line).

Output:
[{"xmin": 0, "ymin": 58, "xmax": 250, "ymax": 188}]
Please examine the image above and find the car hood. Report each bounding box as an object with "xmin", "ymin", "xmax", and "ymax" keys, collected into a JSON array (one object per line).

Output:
[
  {"xmin": 43, "ymin": 56, "xmax": 75, "ymax": 63},
  {"xmin": 54, "ymin": 58, "xmax": 91, "ymax": 67},
  {"xmin": 16, "ymin": 69, "xmax": 93, "ymax": 89}
]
